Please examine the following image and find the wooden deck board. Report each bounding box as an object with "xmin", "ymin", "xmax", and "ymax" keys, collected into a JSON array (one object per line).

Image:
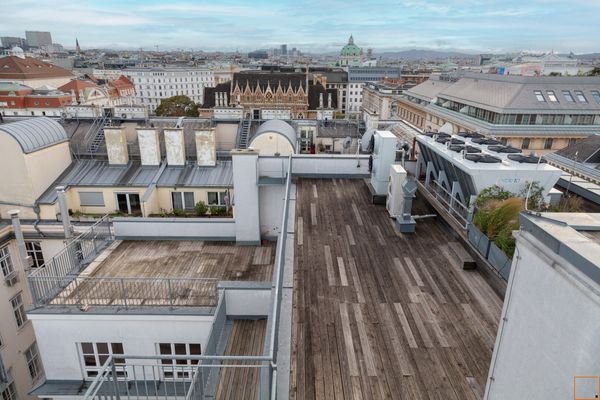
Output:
[{"xmin": 289, "ymin": 179, "xmax": 502, "ymax": 400}]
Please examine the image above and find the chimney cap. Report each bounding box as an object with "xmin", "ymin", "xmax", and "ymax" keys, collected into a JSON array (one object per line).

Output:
[{"xmin": 8, "ymin": 209, "xmax": 20, "ymax": 217}]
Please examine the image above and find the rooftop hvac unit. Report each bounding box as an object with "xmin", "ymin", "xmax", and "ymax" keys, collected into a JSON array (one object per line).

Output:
[
  {"xmin": 387, "ymin": 164, "xmax": 407, "ymax": 217},
  {"xmin": 370, "ymin": 130, "xmax": 398, "ymax": 196}
]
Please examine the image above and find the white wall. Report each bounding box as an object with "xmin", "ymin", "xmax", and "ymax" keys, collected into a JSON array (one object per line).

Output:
[
  {"xmin": 113, "ymin": 218, "xmax": 235, "ymax": 239},
  {"xmin": 259, "ymin": 186, "xmax": 285, "ymax": 237},
  {"xmin": 484, "ymin": 230, "xmax": 600, "ymax": 400},
  {"xmin": 29, "ymin": 313, "xmax": 214, "ymax": 380},
  {"xmin": 292, "ymin": 154, "xmax": 370, "ymax": 176},
  {"xmin": 224, "ymin": 289, "xmax": 271, "ymax": 316}
]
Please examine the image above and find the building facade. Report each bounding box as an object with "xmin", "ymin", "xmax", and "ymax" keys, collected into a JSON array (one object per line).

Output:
[
  {"xmin": 124, "ymin": 67, "xmax": 215, "ymax": 113},
  {"xmin": 399, "ymin": 73, "xmax": 600, "ymax": 153},
  {"xmin": 0, "ymin": 54, "xmax": 74, "ymax": 89},
  {"xmin": 24, "ymin": 31, "xmax": 52, "ymax": 48},
  {"xmin": 346, "ymin": 67, "xmax": 402, "ymax": 115},
  {"xmin": 339, "ymin": 35, "xmax": 363, "ymax": 67}
]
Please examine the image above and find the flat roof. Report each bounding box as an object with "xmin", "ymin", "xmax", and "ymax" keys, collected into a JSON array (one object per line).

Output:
[
  {"xmin": 289, "ymin": 178, "xmax": 503, "ymax": 399},
  {"xmin": 47, "ymin": 240, "xmax": 275, "ymax": 308}
]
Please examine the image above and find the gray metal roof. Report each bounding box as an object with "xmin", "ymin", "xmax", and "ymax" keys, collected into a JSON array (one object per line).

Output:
[
  {"xmin": 37, "ymin": 159, "xmax": 233, "ymax": 204},
  {"xmin": 157, "ymin": 161, "xmax": 233, "ymax": 188},
  {"xmin": 0, "ymin": 117, "xmax": 68, "ymax": 154},
  {"xmin": 404, "ymin": 77, "xmax": 453, "ymax": 102},
  {"xmin": 250, "ymin": 120, "xmax": 297, "ymax": 152}
]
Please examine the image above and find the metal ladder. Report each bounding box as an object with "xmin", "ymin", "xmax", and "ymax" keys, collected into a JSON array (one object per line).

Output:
[
  {"xmin": 238, "ymin": 117, "xmax": 252, "ymax": 149},
  {"xmin": 86, "ymin": 115, "xmax": 110, "ymax": 153}
]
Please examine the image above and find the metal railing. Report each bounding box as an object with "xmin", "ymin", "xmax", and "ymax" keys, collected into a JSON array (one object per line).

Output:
[
  {"xmin": 29, "ymin": 215, "xmax": 114, "ymax": 306},
  {"xmin": 30, "ymin": 276, "xmax": 218, "ymax": 308},
  {"xmin": 425, "ymin": 179, "xmax": 470, "ymax": 228},
  {"xmin": 82, "ymin": 354, "xmax": 272, "ymax": 400}
]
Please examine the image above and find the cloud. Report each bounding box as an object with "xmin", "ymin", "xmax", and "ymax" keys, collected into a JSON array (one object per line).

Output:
[{"xmin": 0, "ymin": 0, "xmax": 597, "ymax": 53}]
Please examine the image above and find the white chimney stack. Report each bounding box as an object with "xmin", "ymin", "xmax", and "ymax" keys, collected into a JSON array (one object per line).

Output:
[
  {"xmin": 137, "ymin": 128, "xmax": 161, "ymax": 166},
  {"xmin": 196, "ymin": 129, "xmax": 216, "ymax": 166},
  {"xmin": 164, "ymin": 128, "xmax": 186, "ymax": 165},
  {"xmin": 104, "ymin": 127, "xmax": 129, "ymax": 165}
]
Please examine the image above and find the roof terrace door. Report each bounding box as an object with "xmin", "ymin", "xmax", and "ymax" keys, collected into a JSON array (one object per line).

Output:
[{"xmin": 116, "ymin": 193, "xmax": 141, "ymax": 215}]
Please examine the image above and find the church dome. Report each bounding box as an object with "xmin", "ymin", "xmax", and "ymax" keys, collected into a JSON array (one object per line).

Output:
[{"xmin": 340, "ymin": 35, "xmax": 362, "ymax": 56}]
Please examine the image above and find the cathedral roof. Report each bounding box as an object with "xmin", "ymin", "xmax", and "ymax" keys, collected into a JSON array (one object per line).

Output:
[{"xmin": 340, "ymin": 35, "xmax": 362, "ymax": 56}]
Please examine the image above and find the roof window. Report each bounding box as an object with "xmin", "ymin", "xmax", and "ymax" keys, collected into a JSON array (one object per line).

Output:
[
  {"xmin": 534, "ymin": 90, "xmax": 545, "ymax": 102},
  {"xmin": 574, "ymin": 90, "xmax": 588, "ymax": 103}
]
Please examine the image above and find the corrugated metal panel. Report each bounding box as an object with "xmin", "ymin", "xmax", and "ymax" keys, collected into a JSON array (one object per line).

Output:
[
  {"xmin": 157, "ymin": 161, "xmax": 233, "ymax": 188},
  {"xmin": 0, "ymin": 117, "xmax": 68, "ymax": 153}
]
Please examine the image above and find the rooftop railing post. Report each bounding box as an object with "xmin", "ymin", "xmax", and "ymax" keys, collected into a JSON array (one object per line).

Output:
[
  {"xmin": 110, "ymin": 359, "xmax": 121, "ymax": 400},
  {"xmin": 91, "ymin": 225, "xmax": 98, "ymax": 256},
  {"xmin": 168, "ymin": 279, "xmax": 174, "ymax": 309},
  {"xmin": 120, "ymin": 278, "xmax": 128, "ymax": 309}
]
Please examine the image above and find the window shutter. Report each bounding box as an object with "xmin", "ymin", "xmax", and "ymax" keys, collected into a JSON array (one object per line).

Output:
[{"xmin": 79, "ymin": 192, "xmax": 105, "ymax": 206}]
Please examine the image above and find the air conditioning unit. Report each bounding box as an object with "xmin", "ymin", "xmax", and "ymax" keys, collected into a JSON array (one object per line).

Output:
[
  {"xmin": 386, "ymin": 164, "xmax": 407, "ymax": 217},
  {"xmin": 4, "ymin": 271, "xmax": 19, "ymax": 287}
]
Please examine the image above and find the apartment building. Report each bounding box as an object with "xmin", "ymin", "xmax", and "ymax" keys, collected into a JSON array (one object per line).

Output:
[
  {"xmin": 0, "ymin": 54, "xmax": 74, "ymax": 89},
  {"xmin": 346, "ymin": 67, "xmax": 401, "ymax": 115},
  {"xmin": 398, "ymin": 73, "xmax": 600, "ymax": 153},
  {"xmin": 124, "ymin": 67, "xmax": 215, "ymax": 113}
]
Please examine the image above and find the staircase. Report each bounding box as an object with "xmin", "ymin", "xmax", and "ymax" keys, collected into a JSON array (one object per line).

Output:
[
  {"xmin": 237, "ymin": 117, "xmax": 252, "ymax": 149},
  {"xmin": 86, "ymin": 115, "xmax": 110, "ymax": 154}
]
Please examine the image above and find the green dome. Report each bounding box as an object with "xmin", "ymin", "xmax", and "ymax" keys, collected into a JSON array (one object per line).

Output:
[{"xmin": 340, "ymin": 35, "xmax": 362, "ymax": 56}]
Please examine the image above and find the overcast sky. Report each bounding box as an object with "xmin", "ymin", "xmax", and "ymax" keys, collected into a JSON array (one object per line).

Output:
[{"xmin": 2, "ymin": 0, "xmax": 598, "ymax": 53}]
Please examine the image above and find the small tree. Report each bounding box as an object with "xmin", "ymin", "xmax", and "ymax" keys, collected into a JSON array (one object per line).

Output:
[
  {"xmin": 155, "ymin": 95, "xmax": 199, "ymax": 117},
  {"xmin": 475, "ymin": 185, "xmax": 512, "ymax": 207},
  {"xmin": 587, "ymin": 66, "xmax": 600, "ymax": 76},
  {"xmin": 519, "ymin": 181, "xmax": 545, "ymax": 211}
]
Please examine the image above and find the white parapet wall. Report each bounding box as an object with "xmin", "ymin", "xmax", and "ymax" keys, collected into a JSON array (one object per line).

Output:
[
  {"xmin": 113, "ymin": 217, "xmax": 236, "ymax": 240},
  {"xmin": 291, "ymin": 154, "xmax": 370, "ymax": 177}
]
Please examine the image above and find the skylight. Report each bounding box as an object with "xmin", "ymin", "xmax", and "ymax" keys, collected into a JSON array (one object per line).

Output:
[
  {"xmin": 562, "ymin": 90, "xmax": 575, "ymax": 102},
  {"xmin": 591, "ymin": 90, "xmax": 600, "ymax": 104},
  {"xmin": 546, "ymin": 90, "xmax": 559, "ymax": 103},
  {"xmin": 574, "ymin": 90, "xmax": 588, "ymax": 103},
  {"xmin": 534, "ymin": 90, "xmax": 545, "ymax": 102}
]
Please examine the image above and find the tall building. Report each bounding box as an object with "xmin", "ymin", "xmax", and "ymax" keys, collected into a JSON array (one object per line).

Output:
[
  {"xmin": 398, "ymin": 73, "xmax": 600, "ymax": 153},
  {"xmin": 24, "ymin": 31, "xmax": 52, "ymax": 48},
  {"xmin": 346, "ymin": 66, "xmax": 401, "ymax": 114},
  {"xmin": 124, "ymin": 66, "xmax": 215, "ymax": 113},
  {"xmin": 280, "ymin": 44, "xmax": 287, "ymax": 56},
  {"xmin": 0, "ymin": 37, "xmax": 25, "ymax": 48}
]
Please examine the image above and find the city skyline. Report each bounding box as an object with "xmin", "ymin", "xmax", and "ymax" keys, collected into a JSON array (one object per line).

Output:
[{"xmin": 2, "ymin": 0, "xmax": 599, "ymax": 54}]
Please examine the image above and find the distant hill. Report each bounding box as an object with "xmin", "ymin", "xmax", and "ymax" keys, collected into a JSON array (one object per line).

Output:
[{"xmin": 379, "ymin": 49, "xmax": 477, "ymax": 60}]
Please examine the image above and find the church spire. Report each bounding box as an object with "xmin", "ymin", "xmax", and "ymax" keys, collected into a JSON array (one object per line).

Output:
[
  {"xmin": 348, "ymin": 34, "xmax": 354, "ymax": 45},
  {"xmin": 75, "ymin": 38, "xmax": 81, "ymax": 54}
]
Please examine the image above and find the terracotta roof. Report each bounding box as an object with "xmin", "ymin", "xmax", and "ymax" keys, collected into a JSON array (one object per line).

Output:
[
  {"xmin": 58, "ymin": 79, "xmax": 99, "ymax": 93},
  {"xmin": 0, "ymin": 56, "xmax": 73, "ymax": 80}
]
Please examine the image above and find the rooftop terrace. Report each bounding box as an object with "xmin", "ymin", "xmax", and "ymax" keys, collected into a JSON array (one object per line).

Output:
[
  {"xmin": 36, "ymin": 239, "xmax": 274, "ymax": 309},
  {"xmin": 289, "ymin": 179, "xmax": 503, "ymax": 400}
]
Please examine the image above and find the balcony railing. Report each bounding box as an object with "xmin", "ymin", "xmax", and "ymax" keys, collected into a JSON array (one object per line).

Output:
[
  {"xmin": 425, "ymin": 179, "xmax": 470, "ymax": 228},
  {"xmin": 28, "ymin": 215, "xmax": 114, "ymax": 306},
  {"xmin": 30, "ymin": 276, "xmax": 218, "ymax": 308}
]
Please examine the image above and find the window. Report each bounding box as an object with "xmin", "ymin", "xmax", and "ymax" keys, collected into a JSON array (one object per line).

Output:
[
  {"xmin": 544, "ymin": 138, "xmax": 553, "ymax": 150},
  {"xmin": 591, "ymin": 90, "xmax": 600, "ymax": 104},
  {"xmin": 11, "ymin": 292, "xmax": 27, "ymax": 328},
  {"xmin": 25, "ymin": 342, "xmax": 44, "ymax": 381},
  {"xmin": 1, "ymin": 381, "xmax": 17, "ymax": 400},
  {"xmin": 534, "ymin": 90, "xmax": 545, "ymax": 102},
  {"xmin": 26, "ymin": 242, "xmax": 44, "ymax": 268},
  {"xmin": 0, "ymin": 245, "xmax": 14, "ymax": 278},
  {"xmin": 569, "ymin": 138, "xmax": 577, "ymax": 146},
  {"xmin": 207, "ymin": 191, "xmax": 228, "ymax": 206},
  {"xmin": 116, "ymin": 193, "xmax": 141, "ymax": 215},
  {"xmin": 574, "ymin": 90, "xmax": 587, "ymax": 103},
  {"xmin": 546, "ymin": 90, "xmax": 558, "ymax": 103},
  {"xmin": 521, "ymin": 138, "xmax": 530, "ymax": 150},
  {"xmin": 158, "ymin": 342, "xmax": 201, "ymax": 379},
  {"xmin": 80, "ymin": 342, "xmax": 125, "ymax": 378},
  {"xmin": 171, "ymin": 192, "xmax": 195, "ymax": 211},
  {"xmin": 79, "ymin": 191, "xmax": 105, "ymax": 207}
]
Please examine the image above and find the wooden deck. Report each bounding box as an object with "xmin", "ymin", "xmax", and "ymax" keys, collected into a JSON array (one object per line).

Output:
[
  {"xmin": 52, "ymin": 241, "xmax": 274, "ymax": 307},
  {"xmin": 215, "ymin": 319, "xmax": 267, "ymax": 400},
  {"xmin": 289, "ymin": 179, "xmax": 503, "ymax": 400},
  {"xmin": 89, "ymin": 240, "xmax": 274, "ymax": 281}
]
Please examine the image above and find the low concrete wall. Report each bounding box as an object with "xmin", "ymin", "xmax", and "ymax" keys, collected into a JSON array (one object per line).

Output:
[
  {"xmin": 113, "ymin": 217, "xmax": 236, "ymax": 240},
  {"xmin": 291, "ymin": 154, "xmax": 370, "ymax": 177},
  {"xmin": 219, "ymin": 282, "xmax": 272, "ymax": 317}
]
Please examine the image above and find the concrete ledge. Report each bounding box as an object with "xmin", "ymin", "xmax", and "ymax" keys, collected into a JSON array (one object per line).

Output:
[{"xmin": 115, "ymin": 236, "xmax": 236, "ymax": 241}]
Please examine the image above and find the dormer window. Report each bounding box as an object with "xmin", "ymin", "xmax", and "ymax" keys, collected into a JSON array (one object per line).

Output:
[
  {"xmin": 562, "ymin": 90, "xmax": 575, "ymax": 102},
  {"xmin": 546, "ymin": 90, "xmax": 558, "ymax": 103},
  {"xmin": 574, "ymin": 90, "xmax": 587, "ymax": 103},
  {"xmin": 534, "ymin": 90, "xmax": 545, "ymax": 102}
]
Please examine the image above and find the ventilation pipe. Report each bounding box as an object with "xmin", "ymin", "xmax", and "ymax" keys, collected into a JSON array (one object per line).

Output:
[
  {"xmin": 8, "ymin": 210, "xmax": 32, "ymax": 268},
  {"xmin": 56, "ymin": 186, "xmax": 72, "ymax": 239},
  {"xmin": 396, "ymin": 178, "xmax": 417, "ymax": 233}
]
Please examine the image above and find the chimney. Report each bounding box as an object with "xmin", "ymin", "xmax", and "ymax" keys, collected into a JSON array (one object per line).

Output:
[
  {"xmin": 56, "ymin": 186, "xmax": 72, "ymax": 239},
  {"xmin": 231, "ymin": 148, "xmax": 260, "ymax": 244},
  {"xmin": 196, "ymin": 129, "xmax": 216, "ymax": 166},
  {"xmin": 137, "ymin": 128, "xmax": 161, "ymax": 165},
  {"xmin": 104, "ymin": 127, "xmax": 129, "ymax": 165},
  {"xmin": 164, "ymin": 128, "xmax": 186, "ymax": 165},
  {"xmin": 8, "ymin": 210, "xmax": 32, "ymax": 268}
]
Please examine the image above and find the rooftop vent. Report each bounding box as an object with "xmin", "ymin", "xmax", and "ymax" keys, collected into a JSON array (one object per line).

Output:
[
  {"xmin": 464, "ymin": 154, "xmax": 502, "ymax": 163},
  {"xmin": 471, "ymin": 137, "xmax": 501, "ymax": 146},
  {"xmin": 449, "ymin": 144, "xmax": 482, "ymax": 153},
  {"xmin": 507, "ymin": 154, "xmax": 547, "ymax": 164},
  {"xmin": 488, "ymin": 145, "xmax": 522, "ymax": 154}
]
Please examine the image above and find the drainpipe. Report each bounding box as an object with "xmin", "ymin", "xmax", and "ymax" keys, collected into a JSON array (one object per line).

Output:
[
  {"xmin": 56, "ymin": 186, "xmax": 73, "ymax": 240},
  {"xmin": 9, "ymin": 210, "xmax": 32, "ymax": 269}
]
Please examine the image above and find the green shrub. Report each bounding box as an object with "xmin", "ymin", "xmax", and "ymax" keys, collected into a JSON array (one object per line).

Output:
[
  {"xmin": 211, "ymin": 206, "xmax": 228, "ymax": 216},
  {"xmin": 474, "ymin": 197, "xmax": 523, "ymax": 258},
  {"xmin": 172, "ymin": 208, "xmax": 186, "ymax": 217},
  {"xmin": 475, "ymin": 185, "xmax": 512, "ymax": 207},
  {"xmin": 195, "ymin": 201, "xmax": 208, "ymax": 216},
  {"xmin": 519, "ymin": 181, "xmax": 545, "ymax": 211}
]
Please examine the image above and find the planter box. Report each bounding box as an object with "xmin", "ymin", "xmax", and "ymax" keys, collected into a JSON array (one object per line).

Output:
[
  {"xmin": 487, "ymin": 242, "xmax": 512, "ymax": 281},
  {"xmin": 468, "ymin": 224, "xmax": 491, "ymax": 258}
]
